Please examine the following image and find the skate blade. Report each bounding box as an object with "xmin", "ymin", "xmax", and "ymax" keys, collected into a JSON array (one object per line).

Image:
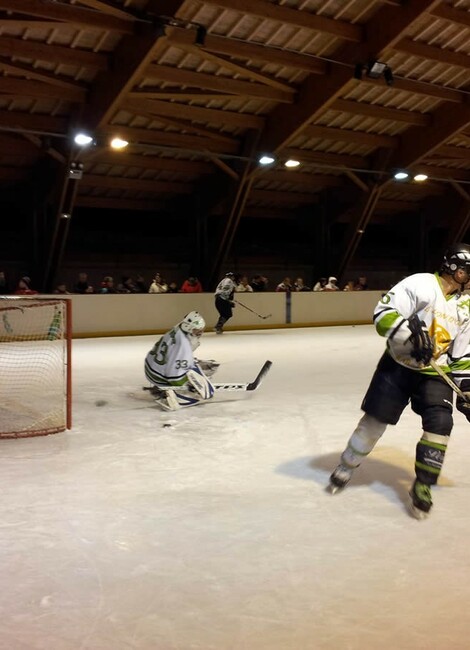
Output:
[
  {"xmin": 326, "ymin": 483, "xmax": 344, "ymax": 495},
  {"xmin": 408, "ymin": 501, "xmax": 431, "ymax": 520}
]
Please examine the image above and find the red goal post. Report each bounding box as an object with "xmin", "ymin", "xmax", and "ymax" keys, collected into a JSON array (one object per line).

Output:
[{"xmin": 0, "ymin": 296, "xmax": 72, "ymax": 438}]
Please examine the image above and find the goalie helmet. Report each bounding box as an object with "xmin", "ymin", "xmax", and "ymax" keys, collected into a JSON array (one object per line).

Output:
[
  {"xmin": 442, "ymin": 243, "xmax": 470, "ymax": 273},
  {"xmin": 180, "ymin": 311, "xmax": 206, "ymax": 337}
]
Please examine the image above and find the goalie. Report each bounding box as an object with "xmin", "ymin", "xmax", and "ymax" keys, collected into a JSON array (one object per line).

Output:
[{"xmin": 144, "ymin": 311, "xmax": 218, "ymax": 410}]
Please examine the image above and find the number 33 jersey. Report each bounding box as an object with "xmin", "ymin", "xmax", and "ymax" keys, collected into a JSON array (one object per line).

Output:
[{"xmin": 144, "ymin": 326, "xmax": 194, "ymax": 387}]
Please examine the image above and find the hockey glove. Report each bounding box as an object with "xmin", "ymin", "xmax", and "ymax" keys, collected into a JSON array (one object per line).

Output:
[
  {"xmin": 408, "ymin": 315, "xmax": 433, "ymax": 365},
  {"xmin": 456, "ymin": 379, "xmax": 470, "ymax": 420}
]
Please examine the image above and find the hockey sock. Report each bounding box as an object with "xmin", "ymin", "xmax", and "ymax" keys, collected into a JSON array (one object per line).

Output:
[
  {"xmin": 415, "ymin": 431, "xmax": 448, "ymax": 485},
  {"xmin": 341, "ymin": 413, "xmax": 387, "ymax": 467}
]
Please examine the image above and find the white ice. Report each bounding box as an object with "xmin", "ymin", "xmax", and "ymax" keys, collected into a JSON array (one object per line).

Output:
[{"xmin": 2, "ymin": 326, "xmax": 470, "ymax": 650}]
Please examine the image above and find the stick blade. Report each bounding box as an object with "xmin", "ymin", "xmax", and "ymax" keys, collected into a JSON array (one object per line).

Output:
[{"xmin": 246, "ymin": 360, "xmax": 272, "ymax": 391}]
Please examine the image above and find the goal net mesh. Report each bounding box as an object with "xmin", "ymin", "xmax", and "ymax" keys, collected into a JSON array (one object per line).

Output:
[{"xmin": 0, "ymin": 297, "xmax": 71, "ymax": 438}]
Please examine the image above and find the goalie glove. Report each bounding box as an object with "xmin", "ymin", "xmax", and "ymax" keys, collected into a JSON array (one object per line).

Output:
[
  {"xmin": 407, "ymin": 315, "xmax": 433, "ymax": 365},
  {"xmin": 195, "ymin": 358, "xmax": 220, "ymax": 378}
]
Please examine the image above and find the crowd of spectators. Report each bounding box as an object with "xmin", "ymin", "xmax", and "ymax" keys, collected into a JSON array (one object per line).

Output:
[{"xmin": 0, "ymin": 270, "xmax": 371, "ymax": 296}]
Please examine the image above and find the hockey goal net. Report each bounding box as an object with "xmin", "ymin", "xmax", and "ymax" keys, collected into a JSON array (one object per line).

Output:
[{"xmin": 0, "ymin": 297, "xmax": 72, "ymax": 438}]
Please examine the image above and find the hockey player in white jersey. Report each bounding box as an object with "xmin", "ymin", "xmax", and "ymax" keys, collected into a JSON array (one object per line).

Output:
[
  {"xmin": 144, "ymin": 311, "xmax": 217, "ymax": 410},
  {"xmin": 214, "ymin": 272, "xmax": 237, "ymax": 334},
  {"xmin": 329, "ymin": 244, "xmax": 470, "ymax": 518}
]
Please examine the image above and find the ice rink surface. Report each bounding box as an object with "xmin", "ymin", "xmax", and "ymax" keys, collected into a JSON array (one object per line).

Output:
[{"xmin": 2, "ymin": 325, "xmax": 470, "ymax": 650}]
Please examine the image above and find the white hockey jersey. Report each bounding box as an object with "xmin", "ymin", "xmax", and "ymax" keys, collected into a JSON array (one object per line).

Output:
[
  {"xmin": 144, "ymin": 326, "xmax": 194, "ymax": 387},
  {"xmin": 215, "ymin": 278, "xmax": 236, "ymax": 301},
  {"xmin": 375, "ymin": 272, "xmax": 470, "ymax": 373}
]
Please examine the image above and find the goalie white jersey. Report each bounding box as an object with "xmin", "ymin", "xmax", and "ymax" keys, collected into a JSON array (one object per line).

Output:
[
  {"xmin": 144, "ymin": 326, "xmax": 194, "ymax": 388},
  {"xmin": 375, "ymin": 272, "xmax": 470, "ymax": 372}
]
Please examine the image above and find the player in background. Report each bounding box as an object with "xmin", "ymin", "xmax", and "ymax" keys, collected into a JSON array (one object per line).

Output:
[
  {"xmin": 214, "ymin": 272, "xmax": 237, "ymax": 334},
  {"xmin": 144, "ymin": 311, "xmax": 218, "ymax": 410},
  {"xmin": 329, "ymin": 244, "xmax": 470, "ymax": 519}
]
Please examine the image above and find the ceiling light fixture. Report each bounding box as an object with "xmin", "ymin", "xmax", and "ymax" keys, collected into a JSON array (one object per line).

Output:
[
  {"xmin": 110, "ymin": 137, "xmax": 129, "ymax": 150},
  {"xmin": 285, "ymin": 159, "xmax": 300, "ymax": 168},
  {"xmin": 259, "ymin": 155, "xmax": 275, "ymax": 165},
  {"xmin": 394, "ymin": 171, "xmax": 409, "ymax": 180},
  {"xmin": 413, "ymin": 173, "xmax": 428, "ymax": 182},
  {"xmin": 74, "ymin": 133, "xmax": 93, "ymax": 146}
]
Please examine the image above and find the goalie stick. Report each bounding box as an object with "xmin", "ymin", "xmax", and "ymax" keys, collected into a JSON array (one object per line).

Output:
[
  {"xmin": 213, "ymin": 360, "xmax": 272, "ymax": 391},
  {"xmin": 234, "ymin": 300, "xmax": 272, "ymax": 320},
  {"xmin": 143, "ymin": 360, "xmax": 273, "ymax": 394}
]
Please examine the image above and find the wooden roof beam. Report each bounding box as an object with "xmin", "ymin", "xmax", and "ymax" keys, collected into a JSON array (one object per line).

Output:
[
  {"xmin": 123, "ymin": 97, "xmax": 265, "ymax": 130},
  {"xmin": 283, "ymin": 148, "xmax": 368, "ymax": 170},
  {"xmin": 86, "ymin": 152, "xmax": 214, "ymax": 174},
  {"xmin": 99, "ymin": 125, "xmax": 239, "ymax": 154},
  {"xmin": 0, "ymin": 36, "xmax": 108, "ymax": 69},
  {"xmin": 145, "ymin": 64, "xmax": 295, "ymax": 103},
  {"xmin": 201, "ymin": 0, "xmax": 362, "ymax": 42},
  {"xmin": 76, "ymin": 196, "xmax": 165, "ymax": 211},
  {"xmin": 0, "ymin": 110, "xmax": 68, "ymax": 134},
  {"xmin": 394, "ymin": 38, "xmax": 470, "ymax": 70},
  {"xmin": 257, "ymin": 170, "xmax": 343, "ymax": 188},
  {"xmin": 429, "ymin": 4, "xmax": 470, "ymax": 29},
  {"xmin": 0, "ymin": 77, "xmax": 86, "ymax": 102},
  {"xmin": 166, "ymin": 28, "xmax": 326, "ymax": 74},
  {"xmin": 302, "ymin": 124, "xmax": 398, "ymax": 149},
  {"xmin": 80, "ymin": 174, "xmax": 193, "ymax": 193},
  {"xmin": 250, "ymin": 189, "xmax": 319, "ymax": 204},
  {"xmin": 332, "ymin": 98, "xmax": 431, "ymax": 126},
  {"xmin": 256, "ymin": 0, "xmax": 440, "ymax": 154},
  {"xmin": 0, "ymin": 0, "xmax": 134, "ymax": 32}
]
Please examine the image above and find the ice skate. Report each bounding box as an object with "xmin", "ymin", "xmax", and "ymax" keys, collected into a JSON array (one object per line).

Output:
[
  {"xmin": 215, "ymin": 327, "xmax": 223, "ymax": 335},
  {"xmin": 408, "ymin": 480, "xmax": 433, "ymax": 520},
  {"xmin": 327, "ymin": 463, "xmax": 354, "ymax": 494}
]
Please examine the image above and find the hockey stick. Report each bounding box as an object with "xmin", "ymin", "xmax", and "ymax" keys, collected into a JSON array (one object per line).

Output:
[
  {"xmin": 429, "ymin": 359, "xmax": 470, "ymax": 403},
  {"xmin": 143, "ymin": 360, "xmax": 273, "ymax": 394},
  {"xmin": 234, "ymin": 300, "xmax": 272, "ymax": 320},
  {"xmin": 213, "ymin": 360, "xmax": 272, "ymax": 391}
]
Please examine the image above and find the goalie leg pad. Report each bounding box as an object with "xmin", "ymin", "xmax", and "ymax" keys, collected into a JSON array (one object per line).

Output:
[
  {"xmin": 187, "ymin": 367, "xmax": 215, "ymax": 400},
  {"xmin": 157, "ymin": 389, "xmax": 202, "ymax": 411}
]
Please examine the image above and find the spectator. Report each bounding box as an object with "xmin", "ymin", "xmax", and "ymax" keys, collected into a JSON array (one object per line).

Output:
[
  {"xmin": 14, "ymin": 276, "xmax": 38, "ymax": 296},
  {"xmin": 276, "ymin": 276, "xmax": 292, "ymax": 292},
  {"xmin": 99, "ymin": 276, "xmax": 117, "ymax": 294},
  {"xmin": 167, "ymin": 281, "xmax": 179, "ymax": 294},
  {"xmin": 134, "ymin": 274, "xmax": 148, "ymax": 293},
  {"xmin": 250, "ymin": 275, "xmax": 268, "ymax": 292},
  {"xmin": 313, "ymin": 277, "xmax": 327, "ymax": 291},
  {"xmin": 324, "ymin": 276, "xmax": 339, "ymax": 291},
  {"xmin": 0, "ymin": 270, "xmax": 10, "ymax": 294},
  {"xmin": 355, "ymin": 276, "xmax": 369, "ymax": 291},
  {"xmin": 74, "ymin": 272, "xmax": 94, "ymax": 294},
  {"xmin": 343, "ymin": 280, "xmax": 356, "ymax": 291},
  {"xmin": 294, "ymin": 277, "xmax": 311, "ymax": 292},
  {"xmin": 117, "ymin": 276, "xmax": 139, "ymax": 293},
  {"xmin": 53, "ymin": 282, "xmax": 70, "ymax": 295},
  {"xmin": 236, "ymin": 275, "xmax": 253, "ymax": 292},
  {"xmin": 181, "ymin": 276, "xmax": 203, "ymax": 293},
  {"xmin": 149, "ymin": 273, "xmax": 168, "ymax": 294}
]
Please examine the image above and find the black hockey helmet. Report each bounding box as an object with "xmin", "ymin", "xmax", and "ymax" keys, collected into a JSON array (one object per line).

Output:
[
  {"xmin": 225, "ymin": 272, "xmax": 235, "ymax": 278},
  {"xmin": 442, "ymin": 243, "xmax": 470, "ymax": 274}
]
